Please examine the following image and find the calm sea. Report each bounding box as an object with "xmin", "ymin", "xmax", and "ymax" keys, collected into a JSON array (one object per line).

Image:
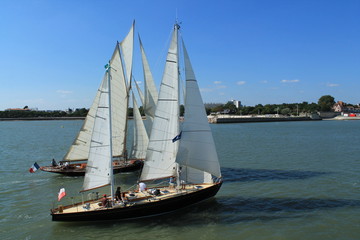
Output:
[{"xmin": 0, "ymin": 120, "xmax": 359, "ymax": 240}]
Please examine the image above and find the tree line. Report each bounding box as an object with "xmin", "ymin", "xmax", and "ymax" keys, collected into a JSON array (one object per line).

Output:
[{"xmin": 0, "ymin": 95, "xmax": 343, "ymax": 118}]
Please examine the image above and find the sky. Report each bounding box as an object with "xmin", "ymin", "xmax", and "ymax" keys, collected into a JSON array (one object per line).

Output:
[{"xmin": 0, "ymin": 0, "xmax": 359, "ymax": 110}]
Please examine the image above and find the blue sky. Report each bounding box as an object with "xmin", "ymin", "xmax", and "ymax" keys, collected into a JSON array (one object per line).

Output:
[{"xmin": 1, "ymin": 0, "xmax": 359, "ymax": 110}]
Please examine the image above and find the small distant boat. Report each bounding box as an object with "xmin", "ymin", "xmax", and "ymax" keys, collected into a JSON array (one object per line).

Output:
[
  {"xmin": 50, "ymin": 22, "xmax": 222, "ymax": 221},
  {"xmin": 41, "ymin": 22, "xmax": 155, "ymax": 176}
]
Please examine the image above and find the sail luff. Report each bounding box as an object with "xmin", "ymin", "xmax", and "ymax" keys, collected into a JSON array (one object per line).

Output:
[
  {"xmin": 140, "ymin": 25, "xmax": 180, "ymax": 181},
  {"xmin": 176, "ymin": 39, "xmax": 222, "ymax": 179}
]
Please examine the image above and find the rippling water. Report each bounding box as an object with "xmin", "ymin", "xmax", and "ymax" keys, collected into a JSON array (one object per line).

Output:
[{"xmin": 1, "ymin": 120, "xmax": 359, "ymax": 240}]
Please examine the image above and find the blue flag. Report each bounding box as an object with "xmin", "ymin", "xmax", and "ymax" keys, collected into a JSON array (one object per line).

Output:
[{"xmin": 172, "ymin": 131, "xmax": 182, "ymax": 143}]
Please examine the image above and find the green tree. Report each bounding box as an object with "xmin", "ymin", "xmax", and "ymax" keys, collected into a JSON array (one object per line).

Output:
[{"xmin": 318, "ymin": 95, "xmax": 335, "ymax": 111}]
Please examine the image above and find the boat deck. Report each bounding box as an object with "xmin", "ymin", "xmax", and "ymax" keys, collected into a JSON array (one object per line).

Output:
[{"xmin": 54, "ymin": 183, "xmax": 214, "ymax": 214}]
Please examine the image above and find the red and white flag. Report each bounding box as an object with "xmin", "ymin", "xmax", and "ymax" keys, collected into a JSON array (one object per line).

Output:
[
  {"xmin": 29, "ymin": 162, "xmax": 40, "ymax": 173},
  {"xmin": 58, "ymin": 188, "xmax": 66, "ymax": 201}
]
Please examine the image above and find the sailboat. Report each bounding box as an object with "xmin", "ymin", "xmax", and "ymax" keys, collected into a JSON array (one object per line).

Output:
[
  {"xmin": 41, "ymin": 22, "xmax": 145, "ymax": 176},
  {"xmin": 50, "ymin": 23, "xmax": 222, "ymax": 221}
]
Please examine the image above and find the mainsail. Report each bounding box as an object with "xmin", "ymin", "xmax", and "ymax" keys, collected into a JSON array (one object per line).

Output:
[
  {"xmin": 82, "ymin": 71, "xmax": 112, "ymax": 191},
  {"xmin": 140, "ymin": 25, "xmax": 180, "ymax": 181}
]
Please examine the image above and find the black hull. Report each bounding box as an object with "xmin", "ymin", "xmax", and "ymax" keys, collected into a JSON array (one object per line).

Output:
[
  {"xmin": 51, "ymin": 181, "xmax": 222, "ymax": 221},
  {"xmin": 41, "ymin": 160, "xmax": 143, "ymax": 176}
]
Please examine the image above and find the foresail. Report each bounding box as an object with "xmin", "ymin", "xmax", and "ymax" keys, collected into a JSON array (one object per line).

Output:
[
  {"xmin": 82, "ymin": 73, "xmax": 112, "ymax": 191},
  {"xmin": 176, "ymin": 39, "xmax": 222, "ymax": 179},
  {"xmin": 140, "ymin": 26, "xmax": 180, "ymax": 181},
  {"xmin": 130, "ymin": 92, "xmax": 149, "ymax": 159},
  {"xmin": 63, "ymin": 87, "xmax": 100, "ymax": 161}
]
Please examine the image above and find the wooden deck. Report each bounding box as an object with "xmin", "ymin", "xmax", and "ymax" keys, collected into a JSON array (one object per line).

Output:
[{"xmin": 55, "ymin": 183, "xmax": 214, "ymax": 214}]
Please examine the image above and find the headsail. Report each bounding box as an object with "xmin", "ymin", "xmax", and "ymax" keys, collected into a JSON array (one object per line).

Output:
[
  {"xmin": 140, "ymin": 25, "xmax": 180, "ymax": 181},
  {"xmin": 176, "ymin": 39, "xmax": 222, "ymax": 179},
  {"xmin": 130, "ymin": 92, "xmax": 149, "ymax": 159}
]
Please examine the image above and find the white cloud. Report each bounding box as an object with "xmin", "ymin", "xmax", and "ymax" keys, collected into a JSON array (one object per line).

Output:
[
  {"xmin": 200, "ymin": 88, "xmax": 213, "ymax": 92},
  {"xmin": 57, "ymin": 90, "xmax": 73, "ymax": 98},
  {"xmin": 237, "ymin": 81, "xmax": 246, "ymax": 85},
  {"xmin": 213, "ymin": 81, "xmax": 222, "ymax": 84},
  {"xmin": 216, "ymin": 85, "xmax": 227, "ymax": 89},
  {"xmin": 326, "ymin": 83, "xmax": 339, "ymax": 87},
  {"xmin": 281, "ymin": 79, "xmax": 300, "ymax": 83},
  {"xmin": 261, "ymin": 80, "xmax": 268, "ymax": 84}
]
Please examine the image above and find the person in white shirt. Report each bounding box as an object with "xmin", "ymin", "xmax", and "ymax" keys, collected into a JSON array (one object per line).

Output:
[{"xmin": 138, "ymin": 182, "xmax": 147, "ymax": 192}]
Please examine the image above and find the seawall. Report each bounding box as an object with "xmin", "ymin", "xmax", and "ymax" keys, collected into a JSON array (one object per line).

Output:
[{"xmin": 209, "ymin": 116, "xmax": 321, "ymax": 123}]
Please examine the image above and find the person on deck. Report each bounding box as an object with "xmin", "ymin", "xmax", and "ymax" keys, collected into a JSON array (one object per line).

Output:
[
  {"xmin": 138, "ymin": 182, "xmax": 147, "ymax": 192},
  {"xmin": 169, "ymin": 177, "xmax": 176, "ymax": 189},
  {"xmin": 115, "ymin": 187, "xmax": 122, "ymax": 202},
  {"xmin": 102, "ymin": 194, "xmax": 109, "ymax": 208}
]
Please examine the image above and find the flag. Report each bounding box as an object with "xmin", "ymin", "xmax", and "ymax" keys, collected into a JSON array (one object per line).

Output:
[
  {"xmin": 172, "ymin": 131, "xmax": 182, "ymax": 143},
  {"xmin": 58, "ymin": 188, "xmax": 66, "ymax": 201},
  {"xmin": 29, "ymin": 162, "xmax": 40, "ymax": 173}
]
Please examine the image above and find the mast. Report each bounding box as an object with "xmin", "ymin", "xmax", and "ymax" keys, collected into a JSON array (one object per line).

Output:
[{"xmin": 107, "ymin": 62, "xmax": 115, "ymax": 198}]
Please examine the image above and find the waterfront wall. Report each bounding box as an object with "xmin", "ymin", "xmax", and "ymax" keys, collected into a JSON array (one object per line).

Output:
[{"xmin": 208, "ymin": 115, "xmax": 321, "ymax": 124}]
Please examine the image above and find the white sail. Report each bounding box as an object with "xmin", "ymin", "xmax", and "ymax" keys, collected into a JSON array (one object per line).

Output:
[
  {"xmin": 120, "ymin": 21, "xmax": 134, "ymax": 87},
  {"xmin": 63, "ymin": 27, "xmax": 132, "ymax": 161},
  {"xmin": 109, "ymin": 43, "xmax": 128, "ymax": 158},
  {"xmin": 139, "ymin": 35, "xmax": 158, "ymax": 132},
  {"xmin": 63, "ymin": 90, "xmax": 100, "ymax": 161},
  {"xmin": 130, "ymin": 92, "xmax": 149, "ymax": 159},
  {"xmin": 140, "ymin": 26, "xmax": 180, "ymax": 181},
  {"xmin": 82, "ymin": 72, "xmax": 112, "ymax": 191},
  {"xmin": 176, "ymin": 39, "xmax": 222, "ymax": 179}
]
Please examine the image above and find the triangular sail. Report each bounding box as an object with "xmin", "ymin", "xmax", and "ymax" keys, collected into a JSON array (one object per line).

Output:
[
  {"xmin": 110, "ymin": 43, "xmax": 128, "ymax": 158},
  {"xmin": 176, "ymin": 39, "xmax": 222, "ymax": 179},
  {"xmin": 63, "ymin": 90, "xmax": 100, "ymax": 161},
  {"xmin": 63, "ymin": 27, "xmax": 132, "ymax": 161},
  {"xmin": 130, "ymin": 92, "xmax": 149, "ymax": 159},
  {"xmin": 82, "ymin": 73, "xmax": 112, "ymax": 191},
  {"xmin": 140, "ymin": 26, "xmax": 180, "ymax": 181},
  {"xmin": 139, "ymin": 35, "xmax": 158, "ymax": 133},
  {"xmin": 120, "ymin": 21, "xmax": 134, "ymax": 88}
]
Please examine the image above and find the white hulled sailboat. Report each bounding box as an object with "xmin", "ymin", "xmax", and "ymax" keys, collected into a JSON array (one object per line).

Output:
[
  {"xmin": 51, "ymin": 23, "xmax": 222, "ymax": 221},
  {"xmin": 41, "ymin": 22, "xmax": 145, "ymax": 176}
]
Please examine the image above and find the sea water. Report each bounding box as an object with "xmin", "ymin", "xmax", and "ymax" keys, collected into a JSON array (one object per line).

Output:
[{"xmin": 0, "ymin": 120, "xmax": 359, "ymax": 240}]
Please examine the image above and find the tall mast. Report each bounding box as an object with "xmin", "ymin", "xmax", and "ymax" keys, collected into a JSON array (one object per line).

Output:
[{"xmin": 107, "ymin": 62, "xmax": 115, "ymax": 198}]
